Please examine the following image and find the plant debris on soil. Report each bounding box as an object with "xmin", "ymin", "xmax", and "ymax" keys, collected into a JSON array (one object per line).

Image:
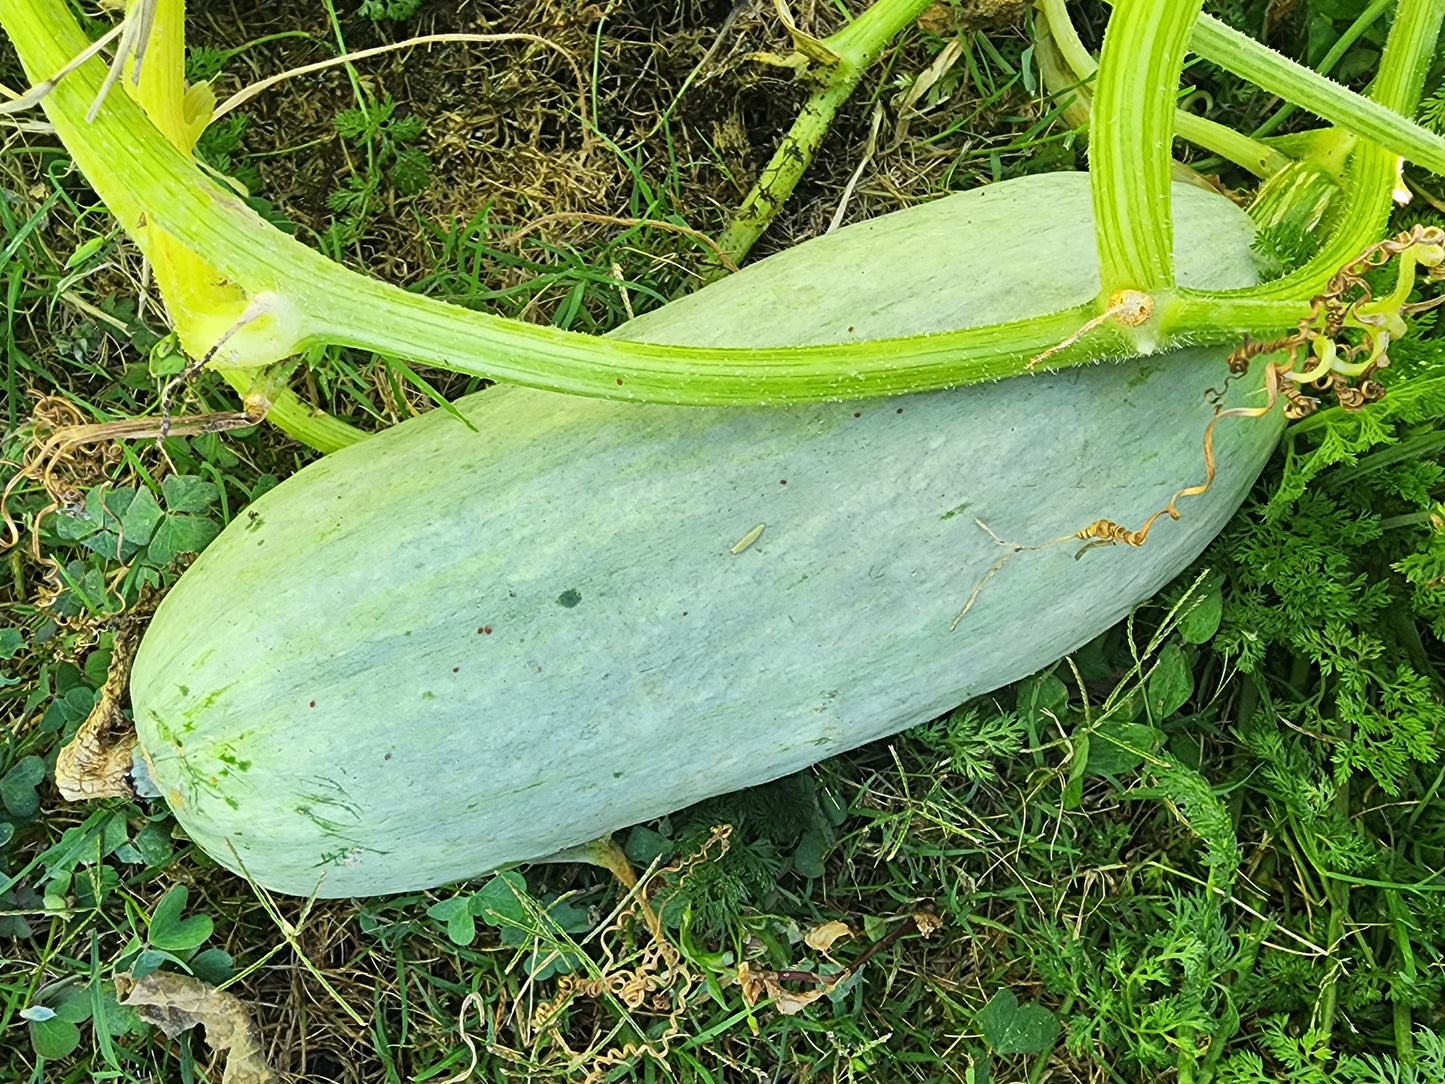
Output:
[{"xmin": 5, "ymin": 1, "xmax": 1445, "ymax": 1082}]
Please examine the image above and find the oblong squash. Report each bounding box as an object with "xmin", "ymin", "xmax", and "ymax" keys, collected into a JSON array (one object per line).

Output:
[{"xmin": 131, "ymin": 173, "xmax": 1282, "ymax": 896}]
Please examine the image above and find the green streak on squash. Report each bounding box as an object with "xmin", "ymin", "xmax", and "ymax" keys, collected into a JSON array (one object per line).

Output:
[{"xmin": 131, "ymin": 174, "xmax": 1282, "ymax": 897}]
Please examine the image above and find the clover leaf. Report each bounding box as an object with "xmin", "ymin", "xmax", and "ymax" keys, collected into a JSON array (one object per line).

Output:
[
  {"xmin": 148, "ymin": 884, "xmax": 214, "ymax": 952},
  {"xmin": 1, "ymin": 756, "xmax": 46, "ymax": 819}
]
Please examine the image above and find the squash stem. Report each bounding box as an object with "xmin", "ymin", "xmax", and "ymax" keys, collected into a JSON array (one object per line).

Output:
[
  {"xmin": 4, "ymin": 0, "xmax": 1439, "ymax": 404},
  {"xmin": 1185, "ymin": 0, "xmax": 1445, "ymax": 310},
  {"xmin": 129, "ymin": 0, "xmax": 362, "ymax": 453},
  {"xmin": 1032, "ymin": 16, "xmax": 1091, "ymax": 131},
  {"xmin": 219, "ymin": 369, "xmax": 365, "ymax": 453},
  {"xmin": 542, "ymin": 836, "xmax": 639, "ymax": 889},
  {"xmin": 712, "ymin": 0, "xmax": 935, "ymax": 270},
  {"xmin": 1091, "ymin": 0, "xmax": 1445, "ymax": 176},
  {"xmin": 1092, "ymin": 0, "xmax": 1445, "ymax": 174},
  {"xmin": 1250, "ymin": 0, "xmax": 1394, "ymax": 139},
  {"xmin": 1189, "ymin": 9, "xmax": 1445, "ymax": 177},
  {"xmin": 710, "ymin": 64, "xmax": 865, "ymax": 274},
  {"xmin": 1088, "ymin": 0, "xmax": 1204, "ymax": 299},
  {"xmin": 539, "ymin": 836, "xmax": 665, "ymax": 937},
  {"xmin": 1035, "ymin": 0, "xmax": 1289, "ymax": 180}
]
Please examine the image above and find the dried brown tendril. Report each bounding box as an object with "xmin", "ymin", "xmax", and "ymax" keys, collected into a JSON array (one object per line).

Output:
[
  {"xmin": 491, "ymin": 826, "xmax": 731, "ymax": 1081},
  {"xmin": 954, "ymin": 226, "xmax": 1444, "ymax": 627},
  {"xmin": 0, "ymin": 393, "xmax": 260, "ymax": 615}
]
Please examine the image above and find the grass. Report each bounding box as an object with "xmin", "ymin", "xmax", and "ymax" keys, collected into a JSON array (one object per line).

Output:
[{"xmin": 3, "ymin": 0, "xmax": 1445, "ymax": 1081}]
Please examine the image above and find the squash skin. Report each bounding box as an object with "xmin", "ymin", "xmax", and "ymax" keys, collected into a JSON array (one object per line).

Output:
[{"xmin": 131, "ymin": 173, "xmax": 1282, "ymax": 897}]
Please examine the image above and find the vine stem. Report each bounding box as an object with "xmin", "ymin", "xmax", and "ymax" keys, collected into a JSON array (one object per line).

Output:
[
  {"xmin": 712, "ymin": 0, "xmax": 935, "ymax": 268},
  {"xmin": 1036, "ymin": 0, "xmax": 1289, "ymax": 179},
  {"xmin": 219, "ymin": 370, "xmax": 363, "ymax": 453},
  {"xmin": 1089, "ymin": 0, "xmax": 1206, "ymax": 298},
  {"xmin": 1191, "ymin": 10, "xmax": 1445, "ymax": 177},
  {"xmin": 2, "ymin": 0, "xmax": 1441, "ymax": 405},
  {"xmin": 131, "ymin": 0, "xmax": 364, "ymax": 452},
  {"xmin": 1251, "ymin": 0, "xmax": 1394, "ymax": 139},
  {"xmin": 1185, "ymin": 0, "xmax": 1445, "ymax": 312},
  {"xmin": 1091, "ymin": 0, "xmax": 1445, "ymax": 178}
]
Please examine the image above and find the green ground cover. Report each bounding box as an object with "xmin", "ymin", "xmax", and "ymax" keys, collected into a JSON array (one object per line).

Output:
[{"xmin": 2, "ymin": 1, "xmax": 1445, "ymax": 1080}]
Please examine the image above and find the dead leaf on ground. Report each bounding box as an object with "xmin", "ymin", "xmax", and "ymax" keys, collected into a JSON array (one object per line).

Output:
[
  {"xmin": 915, "ymin": 2, "xmax": 953, "ymax": 33},
  {"xmin": 736, "ymin": 960, "xmax": 765, "ymax": 1007},
  {"xmin": 913, "ymin": 911, "xmax": 944, "ymax": 938},
  {"xmin": 116, "ymin": 971, "xmax": 273, "ymax": 1084},
  {"xmin": 765, "ymin": 977, "xmax": 831, "ymax": 1015},
  {"xmin": 736, "ymin": 961, "xmax": 839, "ymax": 1017},
  {"xmin": 55, "ymin": 615, "xmax": 147, "ymax": 801},
  {"xmin": 804, "ymin": 920, "xmax": 854, "ymax": 952},
  {"xmin": 918, "ymin": 0, "xmax": 1032, "ymax": 32}
]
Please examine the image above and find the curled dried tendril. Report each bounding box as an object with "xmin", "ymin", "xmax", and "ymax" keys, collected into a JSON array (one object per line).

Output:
[
  {"xmin": 0, "ymin": 393, "xmax": 260, "ymax": 616},
  {"xmin": 1, "ymin": 300, "xmax": 281, "ymax": 616},
  {"xmin": 955, "ymin": 225, "xmax": 1445, "ymax": 628},
  {"xmin": 1250, "ymin": 222, "xmax": 1445, "ymax": 417},
  {"xmin": 486, "ymin": 826, "xmax": 731, "ymax": 1082}
]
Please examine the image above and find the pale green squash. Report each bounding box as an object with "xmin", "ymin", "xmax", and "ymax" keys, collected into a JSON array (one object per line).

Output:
[{"xmin": 130, "ymin": 173, "xmax": 1282, "ymax": 896}]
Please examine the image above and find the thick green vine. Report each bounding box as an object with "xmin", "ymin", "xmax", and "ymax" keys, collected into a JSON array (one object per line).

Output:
[{"xmin": 0, "ymin": 0, "xmax": 1440, "ymax": 414}]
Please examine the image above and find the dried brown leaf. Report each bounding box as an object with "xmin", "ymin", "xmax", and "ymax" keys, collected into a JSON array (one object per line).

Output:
[
  {"xmin": 764, "ymin": 977, "xmax": 828, "ymax": 1016},
  {"xmin": 915, "ymin": 2, "xmax": 952, "ymax": 34},
  {"xmin": 803, "ymin": 920, "xmax": 853, "ymax": 952},
  {"xmin": 117, "ymin": 972, "xmax": 273, "ymax": 1084},
  {"xmin": 739, "ymin": 963, "xmax": 839, "ymax": 1017},
  {"xmin": 912, "ymin": 911, "xmax": 944, "ymax": 938},
  {"xmin": 736, "ymin": 960, "xmax": 765, "ymax": 1007},
  {"xmin": 55, "ymin": 619, "xmax": 144, "ymax": 801}
]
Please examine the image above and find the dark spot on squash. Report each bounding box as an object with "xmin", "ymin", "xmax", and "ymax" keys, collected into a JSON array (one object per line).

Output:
[
  {"xmin": 617, "ymin": 378, "xmax": 623, "ymax": 385},
  {"xmin": 384, "ymin": 752, "xmax": 392, "ymax": 761},
  {"xmin": 478, "ymin": 626, "xmax": 492, "ymax": 634},
  {"xmin": 613, "ymin": 770, "xmax": 624, "ymax": 778},
  {"xmin": 779, "ymin": 479, "xmax": 787, "ymax": 485},
  {"xmin": 557, "ymin": 588, "xmax": 582, "ymax": 608},
  {"xmin": 452, "ymin": 666, "xmax": 460, "ymax": 673},
  {"xmin": 897, "ymin": 407, "xmax": 903, "ymax": 413},
  {"xmin": 309, "ymin": 701, "xmax": 316, "ymax": 708},
  {"xmin": 245, "ymin": 511, "xmax": 263, "ymax": 532},
  {"xmin": 847, "ymin": 326, "xmax": 854, "ymax": 332},
  {"xmin": 1128, "ymin": 363, "xmax": 1161, "ymax": 388},
  {"xmin": 854, "ymin": 412, "xmax": 860, "ymax": 418},
  {"xmin": 177, "ymin": 684, "xmax": 188, "ymax": 696}
]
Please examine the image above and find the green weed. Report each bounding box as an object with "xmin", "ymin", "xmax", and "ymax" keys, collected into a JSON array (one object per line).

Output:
[{"xmin": 2, "ymin": 1, "xmax": 1444, "ymax": 1081}]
